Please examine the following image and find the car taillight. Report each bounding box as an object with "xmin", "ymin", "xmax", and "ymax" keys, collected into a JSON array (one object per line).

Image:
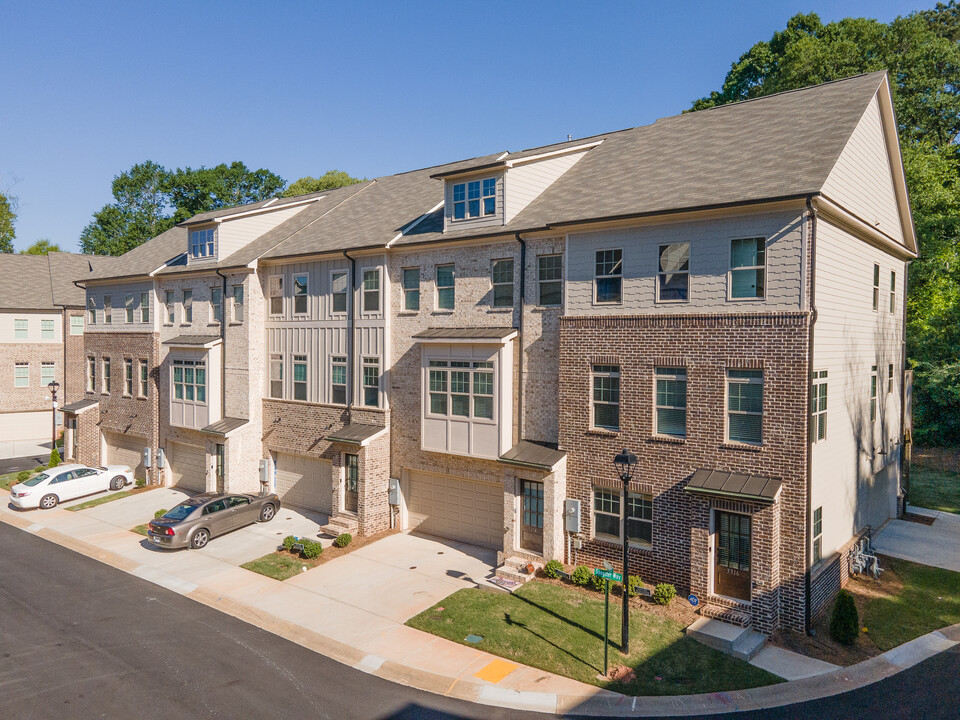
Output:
[
  {"xmin": 163, "ymin": 526, "xmax": 175, "ymax": 536},
  {"xmin": 14, "ymin": 491, "xmax": 29, "ymax": 497}
]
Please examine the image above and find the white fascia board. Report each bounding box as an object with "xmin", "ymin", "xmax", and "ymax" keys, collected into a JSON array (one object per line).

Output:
[
  {"xmin": 386, "ymin": 201, "xmax": 445, "ymax": 248},
  {"xmin": 212, "ymin": 196, "xmax": 322, "ymax": 224},
  {"xmin": 149, "ymin": 253, "xmax": 188, "ymax": 277},
  {"xmin": 505, "ymin": 140, "xmax": 603, "ymax": 168},
  {"xmin": 415, "ymin": 331, "xmax": 518, "ymax": 346}
]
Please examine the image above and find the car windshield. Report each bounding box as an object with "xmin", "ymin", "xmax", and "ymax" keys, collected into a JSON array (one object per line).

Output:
[
  {"xmin": 22, "ymin": 473, "xmax": 51, "ymax": 487},
  {"xmin": 163, "ymin": 504, "xmax": 196, "ymax": 521}
]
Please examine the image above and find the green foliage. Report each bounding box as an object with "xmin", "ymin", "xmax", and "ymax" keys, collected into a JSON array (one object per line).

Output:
[
  {"xmin": 283, "ymin": 170, "xmax": 364, "ymax": 197},
  {"xmin": 0, "ymin": 192, "xmax": 16, "ymax": 253},
  {"xmin": 334, "ymin": 532, "xmax": 352, "ymax": 548},
  {"xmin": 16, "ymin": 471, "xmax": 29, "ymax": 483},
  {"xmin": 622, "ymin": 575, "xmax": 643, "ymax": 597},
  {"xmin": 134, "ymin": 478, "xmax": 146, "ymax": 488},
  {"xmin": 653, "ymin": 583, "xmax": 677, "ymax": 605},
  {"xmin": 571, "ymin": 565, "xmax": 592, "ymax": 586},
  {"xmin": 154, "ymin": 509, "xmax": 168, "ymax": 519},
  {"xmin": 589, "ymin": 572, "xmax": 607, "ymax": 591},
  {"xmin": 32, "ymin": 465, "xmax": 46, "ymax": 473},
  {"xmin": 282, "ymin": 535, "xmax": 298, "ymax": 551},
  {"xmin": 830, "ymin": 589, "xmax": 860, "ymax": 645},
  {"xmin": 20, "ymin": 239, "xmax": 61, "ymax": 255},
  {"xmin": 48, "ymin": 447, "xmax": 61, "ymax": 468},
  {"xmin": 166, "ymin": 162, "xmax": 285, "ymax": 223},
  {"xmin": 300, "ymin": 539, "xmax": 323, "ymax": 559},
  {"xmin": 543, "ymin": 559, "xmax": 564, "ymax": 579}
]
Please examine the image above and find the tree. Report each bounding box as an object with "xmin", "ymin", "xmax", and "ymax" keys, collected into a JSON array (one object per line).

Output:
[
  {"xmin": 0, "ymin": 191, "xmax": 15, "ymax": 253},
  {"xmin": 20, "ymin": 239, "xmax": 62, "ymax": 255},
  {"xmin": 167, "ymin": 162, "xmax": 285, "ymax": 223},
  {"xmin": 282, "ymin": 170, "xmax": 364, "ymax": 197}
]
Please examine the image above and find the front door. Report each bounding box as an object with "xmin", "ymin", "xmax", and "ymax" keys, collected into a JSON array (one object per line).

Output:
[
  {"xmin": 215, "ymin": 444, "xmax": 225, "ymax": 494},
  {"xmin": 520, "ymin": 480, "xmax": 544, "ymax": 554},
  {"xmin": 344, "ymin": 453, "xmax": 359, "ymax": 513},
  {"xmin": 715, "ymin": 511, "xmax": 752, "ymax": 601}
]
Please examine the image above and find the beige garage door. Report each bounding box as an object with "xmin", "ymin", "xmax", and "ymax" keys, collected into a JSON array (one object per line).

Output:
[
  {"xmin": 169, "ymin": 442, "xmax": 207, "ymax": 492},
  {"xmin": 0, "ymin": 411, "xmax": 50, "ymax": 443},
  {"xmin": 406, "ymin": 470, "xmax": 503, "ymax": 549},
  {"xmin": 103, "ymin": 431, "xmax": 146, "ymax": 479},
  {"xmin": 275, "ymin": 453, "xmax": 332, "ymax": 513}
]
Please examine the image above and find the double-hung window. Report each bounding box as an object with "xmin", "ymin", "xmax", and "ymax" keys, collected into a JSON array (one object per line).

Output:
[
  {"xmin": 655, "ymin": 367, "xmax": 686, "ymax": 437},
  {"xmin": 70, "ymin": 315, "xmax": 83, "ymax": 335},
  {"xmin": 269, "ymin": 276, "xmax": 283, "ymax": 316},
  {"xmin": 14, "ymin": 363, "xmax": 28, "ymax": 388},
  {"xmin": 293, "ymin": 275, "xmax": 308, "ymax": 315},
  {"xmin": 232, "ymin": 285, "xmax": 244, "ymax": 322},
  {"xmin": 427, "ymin": 360, "xmax": 494, "ymax": 420},
  {"xmin": 190, "ymin": 228, "xmax": 215, "ymax": 259},
  {"xmin": 452, "ymin": 177, "xmax": 496, "ymax": 220},
  {"xmin": 331, "ymin": 272, "xmax": 348, "ymax": 314},
  {"xmin": 727, "ymin": 369, "xmax": 763, "ymax": 444},
  {"xmin": 812, "ymin": 507, "xmax": 823, "ymax": 564},
  {"xmin": 165, "ymin": 290, "xmax": 175, "ymax": 324},
  {"xmin": 491, "ymin": 259, "xmax": 514, "ymax": 308},
  {"xmin": 872, "ymin": 264, "xmax": 880, "ymax": 311},
  {"xmin": 730, "ymin": 238, "xmax": 765, "ymax": 298},
  {"xmin": 811, "ymin": 370, "xmax": 827, "ymax": 442},
  {"xmin": 331, "ymin": 356, "xmax": 347, "ymax": 405},
  {"xmin": 362, "ymin": 269, "xmax": 380, "ymax": 313},
  {"xmin": 870, "ymin": 364, "xmax": 878, "ymax": 422},
  {"xmin": 102, "ymin": 357, "xmax": 111, "ymax": 394},
  {"xmin": 41, "ymin": 319, "xmax": 54, "ymax": 340},
  {"xmin": 537, "ymin": 255, "xmax": 562, "ymax": 306},
  {"xmin": 658, "ymin": 243, "xmax": 689, "ymax": 301},
  {"xmin": 269, "ymin": 354, "xmax": 283, "ymax": 399},
  {"xmin": 211, "ymin": 287, "xmax": 223, "ymax": 323},
  {"xmin": 125, "ymin": 294, "xmax": 134, "ymax": 323},
  {"xmin": 293, "ymin": 355, "xmax": 307, "ymax": 401},
  {"xmin": 592, "ymin": 365, "xmax": 620, "ymax": 430},
  {"xmin": 594, "ymin": 249, "xmax": 622, "ymax": 304},
  {"xmin": 14, "ymin": 318, "xmax": 27, "ymax": 339},
  {"xmin": 593, "ymin": 489, "xmax": 653, "ymax": 546},
  {"xmin": 889, "ymin": 271, "xmax": 896, "ymax": 314},
  {"xmin": 436, "ymin": 264, "xmax": 455, "ymax": 310},
  {"xmin": 139, "ymin": 359, "xmax": 149, "ymax": 397},
  {"xmin": 888, "ymin": 363, "xmax": 894, "ymax": 394},
  {"xmin": 104, "ymin": 295, "xmax": 112, "ymax": 324},
  {"xmin": 140, "ymin": 292, "xmax": 150, "ymax": 323},
  {"xmin": 124, "ymin": 358, "xmax": 133, "ymax": 395},
  {"xmin": 403, "ymin": 268, "xmax": 420, "ymax": 311},
  {"xmin": 182, "ymin": 290, "xmax": 193, "ymax": 324},
  {"xmin": 87, "ymin": 356, "xmax": 96, "ymax": 392},
  {"xmin": 362, "ymin": 358, "xmax": 379, "ymax": 407},
  {"xmin": 88, "ymin": 297, "xmax": 96, "ymax": 325},
  {"xmin": 41, "ymin": 362, "xmax": 54, "ymax": 387},
  {"xmin": 173, "ymin": 359, "xmax": 205, "ymax": 403}
]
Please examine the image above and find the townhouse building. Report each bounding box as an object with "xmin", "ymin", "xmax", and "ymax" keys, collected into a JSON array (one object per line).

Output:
[{"xmin": 66, "ymin": 71, "xmax": 914, "ymax": 635}]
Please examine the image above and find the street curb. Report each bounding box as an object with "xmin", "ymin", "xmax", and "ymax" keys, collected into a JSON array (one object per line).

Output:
[{"xmin": 1, "ymin": 500, "xmax": 957, "ymax": 717}]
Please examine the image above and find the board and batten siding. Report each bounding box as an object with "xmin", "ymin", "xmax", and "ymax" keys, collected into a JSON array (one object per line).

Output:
[
  {"xmin": 810, "ymin": 218, "xmax": 905, "ymax": 562},
  {"xmin": 503, "ymin": 151, "xmax": 588, "ymax": 223},
  {"xmin": 215, "ymin": 204, "xmax": 311, "ymax": 261},
  {"xmin": 564, "ymin": 210, "xmax": 804, "ymax": 315},
  {"xmin": 821, "ymin": 95, "xmax": 905, "ymax": 245}
]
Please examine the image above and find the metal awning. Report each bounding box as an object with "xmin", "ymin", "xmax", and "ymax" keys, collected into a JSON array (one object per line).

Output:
[
  {"xmin": 326, "ymin": 423, "xmax": 386, "ymax": 446},
  {"xmin": 60, "ymin": 398, "xmax": 99, "ymax": 414},
  {"xmin": 684, "ymin": 468, "xmax": 782, "ymax": 504},
  {"xmin": 163, "ymin": 334, "xmax": 222, "ymax": 348},
  {"xmin": 499, "ymin": 440, "xmax": 566, "ymax": 471},
  {"xmin": 201, "ymin": 417, "xmax": 248, "ymax": 437},
  {"xmin": 412, "ymin": 327, "xmax": 517, "ymax": 344}
]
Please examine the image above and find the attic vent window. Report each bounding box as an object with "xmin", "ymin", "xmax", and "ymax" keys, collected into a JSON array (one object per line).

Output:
[
  {"xmin": 190, "ymin": 228, "xmax": 216, "ymax": 259},
  {"xmin": 453, "ymin": 178, "xmax": 496, "ymax": 220}
]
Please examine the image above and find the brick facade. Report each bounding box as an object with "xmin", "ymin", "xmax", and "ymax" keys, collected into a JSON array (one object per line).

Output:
[{"xmin": 559, "ymin": 312, "xmax": 810, "ymax": 633}]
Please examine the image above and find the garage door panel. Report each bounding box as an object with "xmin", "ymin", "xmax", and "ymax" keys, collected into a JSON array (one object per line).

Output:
[
  {"xmin": 407, "ymin": 470, "xmax": 502, "ymax": 549},
  {"xmin": 104, "ymin": 431, "xmax": 146, "ymax": 480},
  {"xmin": 275, "ymin": 453, "xmax": 332, "ymax": 513},
  {"xmin": 170, "ymin": 442, "xmax": 206, "ymax": 492}
]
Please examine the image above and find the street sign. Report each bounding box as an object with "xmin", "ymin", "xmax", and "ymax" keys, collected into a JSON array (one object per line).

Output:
[{"xmin": 594, "ymin": 568, "xmax": 622, "ymax": 582}]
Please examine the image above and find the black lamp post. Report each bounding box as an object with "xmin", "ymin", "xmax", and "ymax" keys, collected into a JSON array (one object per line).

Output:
[
  {"xmin": 47, "ymin": 380, "xmax": 60, "ymax": 452},
  {"xmin": 613, "ymin": 448, "xmax": 637, "ymax": 654}
]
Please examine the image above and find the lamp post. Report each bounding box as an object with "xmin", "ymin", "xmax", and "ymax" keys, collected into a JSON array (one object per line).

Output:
[
  {"xmin": 613, "ymin": 448, "xmax": 637, "ymax": 654},
  {"xmin": 47, "ymin": 380, "xmax": 60, "ymax": 452}
]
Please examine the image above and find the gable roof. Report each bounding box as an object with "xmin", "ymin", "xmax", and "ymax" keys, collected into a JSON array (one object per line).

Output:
[{"xmin": 0, "ymin": 251, "xmax": 121, "ymax": 310}]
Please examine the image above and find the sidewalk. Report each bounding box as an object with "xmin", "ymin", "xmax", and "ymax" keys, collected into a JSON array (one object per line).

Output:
[{"xmin": 1, "ymin": 490, "xmax": 957, "ymax": 717}]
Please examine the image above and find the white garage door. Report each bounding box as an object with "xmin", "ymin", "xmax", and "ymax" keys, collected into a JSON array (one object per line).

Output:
[
  {"xmin": 0, "ymin": 411, "xmax": 49, "ymax": 443},
  {"xmin": 169, "ymin": 442, "xmax": 207, "ymax": 492},
  {"xmin": 104, "ymin": 431, "xmax": 146, "ymax": 479},
  {"xmin": 275, "ymin": 453, "xmax": 332, "ymax": 513},
  {"xmin": 406, "ymin": 470, "xmax": 503, "ymax": 549}
]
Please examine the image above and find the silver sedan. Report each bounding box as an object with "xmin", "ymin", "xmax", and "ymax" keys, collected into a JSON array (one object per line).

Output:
[{"xmin": 147, "ymin": 492, "xmax": 280, "ymax": 549}]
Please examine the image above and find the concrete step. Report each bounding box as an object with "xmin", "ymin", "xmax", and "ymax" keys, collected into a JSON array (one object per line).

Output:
[
  {"xmin": 494, "ymin": 557, "xmax": 542, "ymax": 587},
  {"xmin": 320, "ymin": 515, "xmax": 358, "ymax": 538},
  {"xmin": 686, "ymin": 617, "xmax": 767, "ymax": 661}
]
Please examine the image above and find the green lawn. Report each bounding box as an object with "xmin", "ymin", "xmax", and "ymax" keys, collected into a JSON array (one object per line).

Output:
[
  {"xmin": 131, "ymin": 524, "xmax": 149, "ymax": 536},
  {"xmin": 66, "ymin": 489, "xmax": 137, "ymax": 512},
  {"xmin": 241, "ymin": 551, "xmax": 321, "ymax": 581},
  {"xmin": 909, "ymin": 464, "xmax": 960, "ymax": 514},
  {"xmin": 0, "ymin": 467, "xmax": 47, "ymax": 491},
  {"xmin": 863, "ymin": 556, "xmax": 960, "ymax": 651},
  {"xmin": 406, "ymin": 582, "xmax": 782, "ymax": 696}
]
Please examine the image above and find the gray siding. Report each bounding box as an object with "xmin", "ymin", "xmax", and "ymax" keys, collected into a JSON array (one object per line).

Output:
[{"xmin": 503, "ymin": 151, "xmax": 588, "ymax": 223}]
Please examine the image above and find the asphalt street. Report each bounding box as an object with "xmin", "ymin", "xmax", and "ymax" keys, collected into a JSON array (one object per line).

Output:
[
  {"xmin": 0, "ymin": 521, "xmax": 957, "ymax": 720},
  {"xmin": 0, "ymin": 452, "xmax": 54, "ymax": 476}
]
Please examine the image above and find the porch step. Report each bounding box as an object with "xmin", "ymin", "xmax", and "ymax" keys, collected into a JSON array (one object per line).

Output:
[
  {"xmin": 700, "ymin": 602, "xmax": 752, "ymax": 628},
  {"xmin": 319, "ymin": 514, "xmax": 358, "ymax": 538},
  {"xmin": 492, "ymin": 557, "xmax": 542, "ymax": 590},
  {"xmin": 686, "ymin": 617, "xmax": 767, "ymax": 661}
]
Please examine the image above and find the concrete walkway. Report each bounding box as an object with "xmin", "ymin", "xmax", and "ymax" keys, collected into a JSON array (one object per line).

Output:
[
  {"xmin": 1, "ymin": 489, "xmax": 958, "ymax": 716},
  {"xmin": 874, "ymin": 503, "xmax": 960, "ymax": 572}
]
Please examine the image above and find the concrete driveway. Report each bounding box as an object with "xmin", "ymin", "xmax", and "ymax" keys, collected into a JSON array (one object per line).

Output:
[{"xmin": 874, "ymin": 505, "xmax": 960, "ymax": 572}]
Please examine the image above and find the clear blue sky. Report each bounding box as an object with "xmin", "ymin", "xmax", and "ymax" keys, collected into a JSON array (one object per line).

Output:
[{"xmin": 0, "ymin": 0, "xmax": 929, "ymax": 253}]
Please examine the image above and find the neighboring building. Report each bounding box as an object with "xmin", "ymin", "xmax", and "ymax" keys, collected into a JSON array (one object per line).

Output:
[
  {"xmin": 67, "ymin": 71, "xmax": 915, "ymax": 635},
  {"xmin": 0, "ymin": 252, "xmax": 115, "ymax": 456}
]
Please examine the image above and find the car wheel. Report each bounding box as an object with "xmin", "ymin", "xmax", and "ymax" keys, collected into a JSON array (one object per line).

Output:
[
  {"xmin": 39, "ymin": 494, "xmax": 58, "ymax": 510},
  {"xmin": 109, "ymin": 476, "xmax": 125, "ymax": 491},
  {"xmin": 190, "ymin": 529, "xmax": 210, "ymax": 549},
  {"xmin": 259, "ymin": 504, "xmax": 276, "ymax": 523}
]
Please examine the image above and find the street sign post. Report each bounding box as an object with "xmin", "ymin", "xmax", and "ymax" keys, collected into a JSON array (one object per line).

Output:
[
  {"xmin": 594, "ymin": 568, "xmax": 622, "ymax": 582},
  {"xmin": 594, "ymin": 568, "xmax": 622, "ymax": 675}
]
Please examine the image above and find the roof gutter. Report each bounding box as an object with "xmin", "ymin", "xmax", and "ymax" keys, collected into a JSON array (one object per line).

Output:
[{"xmin": 804, "ymin": 196, "xmax": 819, "ymax": 635}]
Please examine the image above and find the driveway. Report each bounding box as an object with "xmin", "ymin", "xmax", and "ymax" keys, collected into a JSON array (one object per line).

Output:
[{"xmin": 873, "ymin": 505, "xmax": 960, "ymax": 572}]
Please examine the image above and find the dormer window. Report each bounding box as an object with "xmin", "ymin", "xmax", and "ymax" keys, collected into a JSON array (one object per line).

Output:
[
  {"xmin": 190, "ymin": 228, "xmax": 216, "ymax": 259},
  {"xmin": 453, "ymin": 177, "xmax": 496, "ymax": 220}
]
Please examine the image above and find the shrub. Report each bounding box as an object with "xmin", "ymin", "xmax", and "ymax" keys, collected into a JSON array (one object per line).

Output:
[
  {"xmin": 154, "ymin": 509, "xmax": 168, "ymax": 519},
  {"xmin": 621, "ymin": 575, "xmax": 643, "ymax": 597},
  {"xmin": 282, "ymin": 535, "xmax": 298, "ymax": 552},
  {"xmin": 590, "ymin": 573, "xmax": 607, "ymax": 591},
  {"xmin": 334, "ymin": 533, "xmax": 352, "ymax": 549},
  {"xmin": 571, "ymin": 565, "xmax": 592, "ymax": 586},
  {"xmin": 300, "ymin": 540, "xmax": 323, "ymax": 559},
  {"xmin": 48, "ymin": 448, "xmax": 61, "ymax": 468},
  {"xmin": 16, "ymin": 471, "xmax": 30, "ymax": 483},
  {"xmin": 32, "ymin": 465, "xmax": 46, "ymax": 473},
  {"xmin": 830, "ymin": 589, "xmax": 860, "ymax": 645},
  {"xmin": 135, "ymin": 479, "xmax": 146, "ymax": 488},
  {"xmin": 653, "ymin": 583, "xmax": 677, "ymax": 605},
  {"xmin": 543, "ymin": 559, "xmax": 563, "ymax": 579}
]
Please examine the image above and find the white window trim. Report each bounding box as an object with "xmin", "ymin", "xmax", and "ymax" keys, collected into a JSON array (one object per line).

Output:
[
  {"xmin": 104, "ymin": 295, "xmax": 112, "ymax": 324},
  {"xmin": 424, "ymin": 359, "xmax": 497, "ymax": 424},
  {"xmin": 138, "ymin": 359, "xmax": 149, "ymax": 398},
  {"xmin": 360, "ymin": 267, "xmax": 381, "ymax": 315},
  {"xmin": 232, "ymin": 285, "xmax": 244, "ymax": 323},
  {"xmin": 811, "ymin": 370, "xmax": 828, "ymax": 443},
  {"xmin": 87, "ymin": 356, "xmax": 96, "ymax": 393},
  {"xmin": 401, "ymin": 267, "xmax": 420, "ymax": 313},
  {"xmin": 165, "ymin": 291, "xmax": 175, "ymax": 325},
  {"xmin": 292, "ymin": 274, "xmax": 309, "ymax": 316},
  {"xmin": 537, "ymin": 254, "xmax": 563, "ymax": 307},
  {"xmin": 140, "ymin": 292, "xmax": 150, "ymax": 324},
  {"xmin": 189, "ymin": 227, "xmax": 216, "ymax": 260},
  {"xmin": 591, "ymin": 364, "xmax": 620, "ymax": 431},
  {"xmin": 13, "ymin": 318, "xmax": 28, "ymax": 340},
  {"xmin": 727, "ymin": 237, "xmax": 767, "ymax": 301},
  {"xmin": 40, "ymin": 319, "xmax": 55, "ymax": 340},
  {"xmin": 592, "ymin": 487, "xmax": 653, "ymax": 548},
  {"xmin": 125, "ymin": 294, "xmax": 135, "ymax": 323},
  {"xmin": 592, "ymin": 248, "xmax": 623, "ymax": 306},
  {"xmin": 656, "ymin": 242, "xmax": 691, "ymax": 304},
  {"xmin": 102, "ymin": 357, "xmax": 112, "ymax": 395},
  {"xmin": 292, "ymin": 354, "xmax": 308, "ymax": 402},
  {"xmin": 14, "ymin": 362, "xmax": 29, "ymax": 388},
  {"xmin": 70, "ymin": 315, "xmax": 84, "ymax": 335},
  {"xmin": 889, "ymin": 270, "xmax": 896, "ymax": 314},
  {"xmin": 450, "ymin": 176, "xmax": 497, "ymax": 222},
  {"xmin": 812, "ymin": 506, "xmax": 823, "ymax": 565},
  {"xmin": 654, "ymin": 366, "xmax": 687, "ymax": 438},
  {"xmin": 725, "ymin": 368, "xmax": 764, "ymax": 445},
  {"xmin": 870, "ymin": 364, "xmax": 878, "ymax": 423},
  {"xmin": 330, "ymin": 355, "xmax": 347, "ymax": 406},
  {"xmin": 210, "ymin": 286, "xmax": 223, "ymax": 324},
  {"xmin": 330, "ymin": 269, "xmax": 349, "ymax": 317},
  {"xmin": 41, "ymin": 362, "xmax": 55, "ymax": 387},
  {"xmin": 872, "ymin": 264, "xmax": 880, "ymax": 312},
  {"xmin": 88, "ymin": 297, "xmax": 97, "ymax": 325},
  {"xmin": 269, "ymin": 353, "xmax": 283, "ymax": 399},
  {"xmin": 182, "ymin": 290, "xmax": 193, "ymax": 325},
  {"xmin": 435, "ymin": 264, "xmax": 455, "ymax": 311},
  {"xmin": 123, "ymin": 358, "xmax": 134, "ymax": 397},
  {"xmin": 361, "ymin": 356, "xmax": 380, "ymax": 408},
  {"xmin": 269, "ymin": 275, "xmax": 283, "ymax": 317},
  {"xmin": 171, "ymin": 358, "xmax": 208, "ymax": 407},
  {"xmin": 491, "ymin": 258, "xmax": 514, "ymax": 308}
]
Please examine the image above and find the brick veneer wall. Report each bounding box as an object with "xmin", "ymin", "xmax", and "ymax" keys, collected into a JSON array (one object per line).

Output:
[
  {"xmin": 62, "ymin": 308, "xmax": 87, "ymax": 404},
  {"xmin": 809, "ymin": 528, "xmax": 870, "ymax": 622},
  {"xmin": 0, "ymin": 343, "xmax": 62, "ymax": 413},
  {"xmin": 559, "ymin": 312, "xmax": 810, "ymax": 633},
  {"xmin": 74, "ymin": 406, "xmax": 101, "ymax": 467}
]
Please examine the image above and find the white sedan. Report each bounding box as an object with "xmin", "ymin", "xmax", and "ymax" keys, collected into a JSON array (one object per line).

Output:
[{"xmin": 9, "ymin": 464, "xmax": 134, "ymax": 510}]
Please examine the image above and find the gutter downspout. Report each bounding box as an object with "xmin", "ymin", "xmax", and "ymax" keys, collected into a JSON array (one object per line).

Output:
[
  {"xmin": 900, "ymin": 260, "xmax": 911, "ymax": 506},
  {"xmin": 804, "ymin": 196, "xmax": 819, "ymax": 635},
  {"xmin": 516, "ymin": 233, "xmax": 526, "ymax": 441},
  {"xmin": 343, "ymin": 250, "xmax": 357, "ymax": 414},
  {"xmin": 215, "ymin": 269, "xmax": 228, "ymax": 423}
]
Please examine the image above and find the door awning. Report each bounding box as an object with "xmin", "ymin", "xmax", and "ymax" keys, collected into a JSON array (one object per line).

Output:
[
  {"xmin": 412, "ymin": 327, "xmax": 517, "ymax": 345},
  {"xmin": 684, "ymin": 468, "xmax": 782, "ymax": 504}
]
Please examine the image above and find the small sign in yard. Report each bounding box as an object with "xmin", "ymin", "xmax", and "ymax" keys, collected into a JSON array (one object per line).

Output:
[
  {"xmin": 635, "ymin": 587, "xmax": 652, "ymax": 597},
  {"xmin": 558, "ymin": 570, "xmax": 571, "ymax": 581},
  {"xmin": 688, "ymin": 594, "xmax": 699, "ymax": 607},
  {"xmin": 465, "ymin": 634, "xmax": 483, "ymax": 644},
  {"xmin": 594, "ymin": 568, "xmax": 622, "ymax": 583}
]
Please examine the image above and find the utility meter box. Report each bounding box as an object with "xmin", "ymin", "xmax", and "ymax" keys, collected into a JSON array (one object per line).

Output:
[
  {"xmin": 388, "ymin": 477, "xmax": 400, "ymax": 505},
  {"xmin": 564, "ymin": 499, "xmax": 581, "ymax": 534},
  {"xmin": 259, "ymin": 459, "xmax": 270, "ymax": 487},
  {"xmin": 156, "ymin": 448, "xmax": 166, "ymax": 469},
  {"xmin": 143, "ymin": 447, "xmax": 152, "ymax": 469}
]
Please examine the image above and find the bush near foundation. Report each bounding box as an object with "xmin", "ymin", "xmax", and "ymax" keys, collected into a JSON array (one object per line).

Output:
[
  {"xmin": 543, "ymin": 560, "xmax": 563, "ymax": 579},
  {"xmin": 590, "ymin": 572, "xmax": 607, "ymax": 591},
  {"xmin": 830, "ymin": 589, "xmax": 860, "ymax": 645},
  {"xmin": 16, "ymin": 471, "xmax": 30, "ymax": 483},
  {"xmin": 135, "ymin": 479, "xmax": 146, "ymax": 488},
  {"xmin": 334, "ymin": 533, "xmax": 352, "ymax": 548},
  {"xmin": 282, "ymin": 535, "xmax": 298, "ymax": 552},
  {"xmin": 653, "ymin": 583, "xmax": 677, "ymax": 605},
  {"xmin": 300, "ymin": 540, "xmax": 323, "ymax": 559},
  {"xmin": 571, "ymin": 565, "xmax": 592, "ymax": 586}
]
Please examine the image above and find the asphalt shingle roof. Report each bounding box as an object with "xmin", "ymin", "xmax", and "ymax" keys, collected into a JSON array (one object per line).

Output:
[{"xmin": 0, "ymin": 251, "xmax": 121, "ymax": 309}]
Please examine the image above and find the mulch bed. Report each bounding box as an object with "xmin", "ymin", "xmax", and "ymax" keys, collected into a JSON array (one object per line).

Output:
[
  {"xmin": 307, "ymin": 527, "xmax": 400, "ymax": 567},
  {"xmin": 902, "ymin": 512, "xmax": 936, "ymax": 525}
]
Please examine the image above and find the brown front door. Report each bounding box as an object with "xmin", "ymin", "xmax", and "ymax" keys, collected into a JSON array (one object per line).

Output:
[
  {"xmin": 215, "ymin": 444, "xmax": 225, "ymax": 494},
  {"xmin": 715, "ymin": 511, "xmax": 751, "ymax": 601},
  {"xmin": 520, "ymin": 480, "xmax": 544, "ymax": 554},
  {"xmin": 344, "ymin": 453, "xmax": 359, "ymax": 513}
]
